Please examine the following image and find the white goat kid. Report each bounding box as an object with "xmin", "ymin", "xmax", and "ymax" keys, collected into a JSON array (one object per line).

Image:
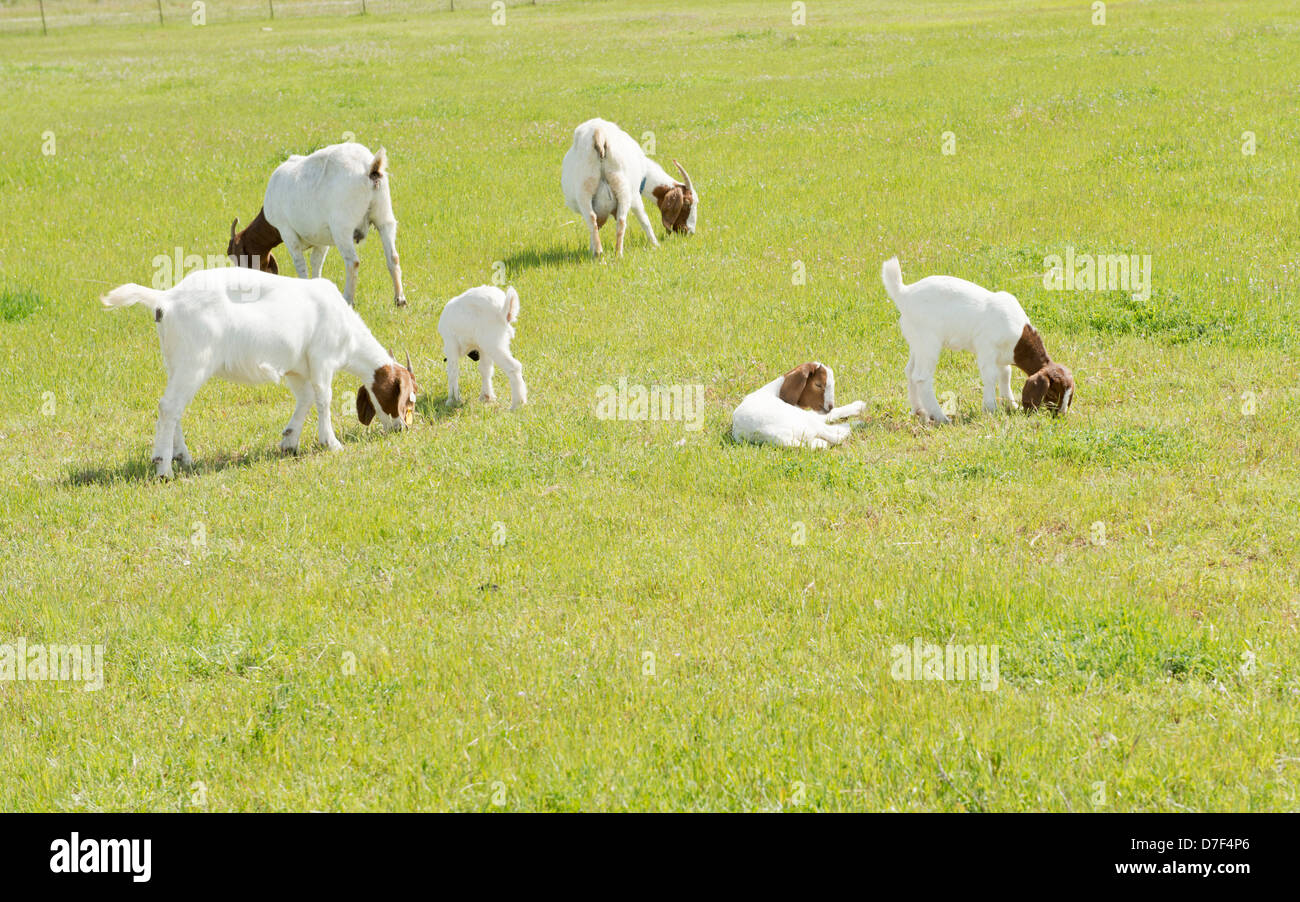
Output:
[
  {"xmin": 731, "ymin": 362, "xmax": 866, "ymax": 449},
  {"xmin": 881, "ymin": 256, "xmax": 1074, "ymax": 424},
  {"xmin": 102, "ymin": 268, "xmax": 417, "ymax": 478},
  {"xmin": 561, "ymin": 118, "xmax": 698, "ymax": 257},
  {"xmin": 264, "ymin": 142, "xmax": 406, "ymax": 307},
  {"xmin": 437, "ymin": 285, "xmax": 527, "ymax": 410}
]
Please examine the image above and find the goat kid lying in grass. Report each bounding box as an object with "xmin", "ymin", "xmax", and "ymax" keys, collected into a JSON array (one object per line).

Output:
[
  {"xmin": 438, "ymin": 285, "xmax": 527, "ymax": 410},
  {"xmin": 881, "ymin": 257, "xmax": 1075, "ymax": 424},
  {"xmin": 102, "ymin": 268, "xmax": 417, "ymax": 479},
  {"xmin": 228, "ymin": 142, "xmax": 407, "ymax": 307},
  {"xmin": 731, "ymin": 362, "xmax": 866, "ymax": 449}
]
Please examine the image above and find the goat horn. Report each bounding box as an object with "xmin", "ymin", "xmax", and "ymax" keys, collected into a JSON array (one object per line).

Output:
[
  {"xmin": 230, "ymin": 217, "xmax": 240, "ymax": 239},
  {"xmin": 673, "ymin": 159, "xmax": 694, "ymax": 195},
  {"xmin": 405, "ymin": 350, "xmax": 413, "ymax": 377}
]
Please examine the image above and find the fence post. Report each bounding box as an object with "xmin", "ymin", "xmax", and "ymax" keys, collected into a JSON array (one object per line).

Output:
[
  {"xmin": 269, "ymin": 0, "xmax": 275, "ymax": 20},
  {"xmin": 361, "ymin": 0, "xmax": 367, "ymax": 13},
  {"xmin": 39, "ymin": 0, "xmax": 48, "ymax": 35},
  {"xmin": 157, "ymin": 0, "xmax": 164, "ymax": 25}
]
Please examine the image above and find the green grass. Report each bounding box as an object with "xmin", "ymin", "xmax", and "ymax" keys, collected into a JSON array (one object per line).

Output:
[
  {"xmin": 1, "ymin": 0, "xmax": 1298, "ymax": 812},
  {"xmin": 0, "ymin": 284, "xmax": 40, "ymax": 321}
]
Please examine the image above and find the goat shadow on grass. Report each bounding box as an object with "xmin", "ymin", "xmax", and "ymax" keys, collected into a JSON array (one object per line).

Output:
[
  {"xmin": 65, "ymin": 445, "xmax": 289, "ymax": 487},
  {"xmin": 719, "ymin": 423, "xmax": 744, "ymax": 447},
  {"xmin": 413, "ymin": 394, "xmax": 457, "ymax": 423},
  {"xmin": 67, "ymin": 399, "xmax": 464, "ymax": 487},
  {"xmin": 427, "ymin": 395, "xmax": 507, "ymax": 418},
  {"xmin": 499, "ymin": 244, "xmax": 589, "ymax": 273}
]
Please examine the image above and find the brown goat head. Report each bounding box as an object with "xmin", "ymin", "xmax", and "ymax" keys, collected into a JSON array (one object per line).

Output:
[
  {"xmin": 1022, "ymin": 362, "xmax": 1075, "ymax": 415},
  {"xmin": 227, "ymin": 212, "xmax": 282, "ymax": 275},
  {"xmin": 779, "ymin": 362, "xmax": 834, "ymax": 413},
  {"xmin": 357, "ymin": 356, "xmax": 419, "ymax": 430},
  {"xmin": 651, "ymin": 160, "xmax": 698, "ymax": 235},
  {"xmin": 1013, "ymin": 323, "xmax": 1075, "ymax": 414}
]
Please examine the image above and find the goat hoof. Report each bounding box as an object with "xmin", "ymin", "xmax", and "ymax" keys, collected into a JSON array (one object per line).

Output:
[
  {"xmin": 152, "ymin": 457, "xmax": 173, "ymax": 480},
  {"xmin": 480, "ymin": 393, "xmax": 496, "ymax": 404},
  {"xmin": 394, "ymin": 296, "xmax": 407, "ymax": 308},
  {"xmin": 173, "ymin": 452, "xmax": 193, "ymax": 466}
]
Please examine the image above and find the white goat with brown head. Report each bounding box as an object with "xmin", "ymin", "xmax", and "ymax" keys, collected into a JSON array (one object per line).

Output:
[
  {"xmin": 101, "ymin": 268, "xmax": 417, "ymax": 478},
  {"xmin": 229, "ymin": 142, "xmax": 406, "ymax": 307},
  {"xmin": 561, "ymin": 118, "xmax": 698, "ymax": 257},
  {"xmin": 881, "ymin": 257, "xmax": 1075, "ymax": 423},
  {"xmin": 730, "ymin": 362, "xmax": 866, "ymax": 449}
]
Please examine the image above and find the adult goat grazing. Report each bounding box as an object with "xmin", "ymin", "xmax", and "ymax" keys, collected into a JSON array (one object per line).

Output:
[
  {"xmin": 561, "ymin": 118, "xmax": 698, "ymax": 257},
  {"xmin": 228, "ymin": 142, "xmax": 406, "ymax": 307},
  {"xmin": 102, "ymin": 268, "xmax": 417, "ymax": 478}
]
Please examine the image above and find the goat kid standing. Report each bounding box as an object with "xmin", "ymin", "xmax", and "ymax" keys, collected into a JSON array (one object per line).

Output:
[
  {"xmin": 881, "ymin": 257, "xmax": 1075, "ymax": 423},
  {"xmin": 438, "ymin": 285, "xmax": 527, "ymax": 410}
]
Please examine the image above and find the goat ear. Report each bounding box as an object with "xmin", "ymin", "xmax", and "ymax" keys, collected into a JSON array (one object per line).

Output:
[
  {"xmin": 356, "ymin": 386, "xmax": 376, "ymax": 425},
  {"xmin": 665, "ymin": 189, "xmax": 686, "ymax": 231},
  {"xmin": 1021, "ymin": 371, "xmax": 1049, "ymax": 412},
  {"xmin": 370, "ymin": 365, "xmax": 402, "ymax": 418},
  {"xmin": 658, "ymin": 187, "xmax": 684, "ymax": 232},
  {"xmin": 779, "ymin": 364, "xmax": 812, "ymax": 406},
  {"xmin": 264, "ymin": 253, "xmax": 278, "ymax": 275}
]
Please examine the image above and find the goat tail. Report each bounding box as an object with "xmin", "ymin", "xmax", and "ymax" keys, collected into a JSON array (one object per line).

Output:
[
  {"xmin": 880, "ymin": 256, "xmax": 906, "ymax": 306},
  {"xmin": 101, "ymin": 283, "xmax": 167, "ymax": 316},
  {"xmin": 369, "ymin": 147, "xmax": 388, "ymax": 184},
  {"xmin": 502, "ymin": 285, "xmax": 520, "ymax": 324},
  {"xmin": 592, "ymin": 127, "xmax": 607, "ymax": 160}
]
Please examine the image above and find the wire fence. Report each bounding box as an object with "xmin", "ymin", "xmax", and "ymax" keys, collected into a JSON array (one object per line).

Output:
[{"xmin": 0, "ymin": 0, "xmax": 555, "ymax": 34}]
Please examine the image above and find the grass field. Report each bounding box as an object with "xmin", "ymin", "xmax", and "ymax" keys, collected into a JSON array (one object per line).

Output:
[{"xmin": 1, "ymin": 0, "xmax": 1298, "ymax": 812}]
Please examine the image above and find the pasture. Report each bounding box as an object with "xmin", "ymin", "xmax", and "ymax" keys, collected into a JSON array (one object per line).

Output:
[{"xmin": 1, "ymin": 0, "xmax": 1298, "ymax": 811}]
